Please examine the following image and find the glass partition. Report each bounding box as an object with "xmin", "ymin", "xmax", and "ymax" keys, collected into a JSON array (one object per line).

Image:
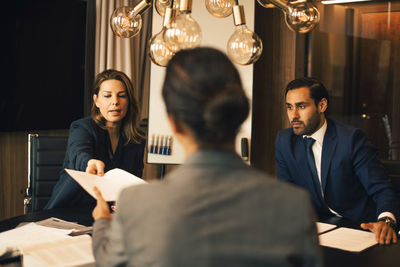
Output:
[{"xmin": 310, "ymin": 0, "xmax": 400, "ymax": 160}]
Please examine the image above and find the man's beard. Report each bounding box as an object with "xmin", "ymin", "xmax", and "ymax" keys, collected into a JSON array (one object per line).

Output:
[{"xmin": 291, "ymin": 111, "xmax": 321, "ymax": 136}]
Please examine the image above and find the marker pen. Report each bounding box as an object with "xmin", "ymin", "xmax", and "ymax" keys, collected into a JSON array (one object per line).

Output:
[
  {"xmin": 162, "ymin": 135, "xmax": 168, "ymax": 154},
  {"xmin": 149, "ymin": 134, "xmax": 154, "ymax": 153},
  {"xmin": 154, "ymin": 135, "xmax": 159, "ymax": 154},
  {"xmin": 158, "ymin": 134, "xmax": 163, "ymax": 154},
  {"xmin": 167, "ymin": 136, "xmax": 172, "ymax": 155}
]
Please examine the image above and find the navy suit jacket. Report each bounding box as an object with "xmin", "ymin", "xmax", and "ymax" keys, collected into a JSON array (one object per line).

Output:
[
  {"xmin": 45, "ymin": 117, "xmax": 145, "ymax": 209},
  {"xmin": 275, "ymin": 118, "xmax": 400, "ymax": 223}
]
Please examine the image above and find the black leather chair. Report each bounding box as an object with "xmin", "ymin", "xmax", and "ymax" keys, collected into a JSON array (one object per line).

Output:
[
  {"xmin": 24, "ymin": 134, "xmax": 68, "ymax": 213},
  {"xmin": 381, "ymin": 160, "xmax": 400, "ymax": 199}
]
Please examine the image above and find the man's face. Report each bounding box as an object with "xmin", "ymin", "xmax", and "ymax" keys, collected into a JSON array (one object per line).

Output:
[{"xmin": 285, "ymin": 87, "xmax": 325, "ymax": 136}]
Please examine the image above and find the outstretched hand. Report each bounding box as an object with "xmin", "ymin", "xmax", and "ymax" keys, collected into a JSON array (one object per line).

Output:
[
  {"xmin": 86, "ymin": 159, "xmax": 105, "ymax": 176},
  {"xmin": 92, "ymin": 186, "xmax": 112, "ymax": 220},
  {"xmin": 361, "ymin": 221, "xmax": 397, "ymax": 245}
]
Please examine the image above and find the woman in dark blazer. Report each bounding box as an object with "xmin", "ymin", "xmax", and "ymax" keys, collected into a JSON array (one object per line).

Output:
[{"xmin": 45, "ymin": 69, "xmax": 145, "ymax": 209}]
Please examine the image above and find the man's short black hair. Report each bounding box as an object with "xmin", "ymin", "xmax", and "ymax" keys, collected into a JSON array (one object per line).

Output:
[{"xmin": 285, "ymin": 77, "xmax": 329, "ymax": 108}]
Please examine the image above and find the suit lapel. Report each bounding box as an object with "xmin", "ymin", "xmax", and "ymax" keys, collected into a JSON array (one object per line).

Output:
[{"xmin": 321, "ymin": 119, "xmax": 337, "ymax": 193}]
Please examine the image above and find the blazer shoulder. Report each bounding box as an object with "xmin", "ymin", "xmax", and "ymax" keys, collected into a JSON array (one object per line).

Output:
[
  {"xmin": 327, "ymin": 119, "xmax": 366, "ymax": 139},
  {"xmin": 70, "ymin": 116, "xmax": 94, "ymax": 127},
  {"xmin": 70, "ymin": 117, "xmax": 101, "ymax": 134}
]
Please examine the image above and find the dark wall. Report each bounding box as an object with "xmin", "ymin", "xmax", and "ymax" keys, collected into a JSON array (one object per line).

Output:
[
  {"xmin": 1, "ymin": 0, "xmax": 87, "ymax": 132},
  {"xmin": 0, "ymin": 0, "xmax": 96, "ymax": 221}
]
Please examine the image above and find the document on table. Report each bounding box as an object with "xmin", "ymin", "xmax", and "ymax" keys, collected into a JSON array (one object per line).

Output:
[
  {"xmin": 319, "ymin": 227, "xmax": 378, "ymax": 252},
  {"xmin": 0, "ymin": 223, "xmax": 94, "ymax": 267},
  {"xmin": 0, "ymin": 223, "xmax": 73, "ymax": 255},
  {"xmin": 22, "ymin": 235, "xmax": 94, "ymax": 267},
  {"xmin": 66, "ymin": 168, "xmax": 147, "ymax": 201},
  {"xmin": 316, "ymin": 222, "xmax": 337, "ymax": 234}
]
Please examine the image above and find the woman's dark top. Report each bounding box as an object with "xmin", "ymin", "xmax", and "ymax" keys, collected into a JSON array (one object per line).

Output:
[{"xmin": 44, "ymin": 117, "xmax": 145, "ymax": 209}]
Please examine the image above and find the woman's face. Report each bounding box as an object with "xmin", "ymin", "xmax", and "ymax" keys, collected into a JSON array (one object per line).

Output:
[{"xmin": 93, "ymin": 79, "xmax": 129, "ymax": 127}]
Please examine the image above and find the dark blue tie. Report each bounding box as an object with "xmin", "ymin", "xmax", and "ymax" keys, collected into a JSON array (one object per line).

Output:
[{"xmin": 304, "ymin": 137, "xmax": 324, "ymax": 201}]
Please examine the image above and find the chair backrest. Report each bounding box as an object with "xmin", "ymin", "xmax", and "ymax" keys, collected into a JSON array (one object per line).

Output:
[
  {"xmin": 25, "ymin": 134, "xmax": 68, "ymax": 212},
  {"xmin": 381, "ymin": 160, "xmax": 400, "ymax": 199}
]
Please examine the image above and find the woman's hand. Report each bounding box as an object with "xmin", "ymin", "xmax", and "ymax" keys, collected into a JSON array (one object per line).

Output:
[
  {"xmin": 86, "ymin": 159, "xmax": 105, "ymax": 176},
  {"xmin": 92, "ymin": 186, "xmax": 112, "ymax": 220}
]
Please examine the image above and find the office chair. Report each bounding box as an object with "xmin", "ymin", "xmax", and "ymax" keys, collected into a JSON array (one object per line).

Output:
[
  {"xmin": 381, "ymin": 160, "xmax": 400, "ymax": 199},
  {"xmin": 24, "ymin": 134, "xmax": 68, "ymax": 213}
]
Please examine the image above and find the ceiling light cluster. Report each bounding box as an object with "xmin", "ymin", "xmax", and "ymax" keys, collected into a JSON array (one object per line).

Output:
[{"xmin": 110, "ymin": 0, "xmax": 320, "ymax": 66}]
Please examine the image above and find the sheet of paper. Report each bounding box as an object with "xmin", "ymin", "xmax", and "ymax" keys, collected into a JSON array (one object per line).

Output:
[
  {"xmin": 0, "ymin": 223, "xmax": 72, "ymax": 255},
  {"xmin": 316, "ymin": 222, "xmax": 337, "ymax": 234},
  {"xmin": 36, "ymin": 217, "xmax": 91, "ymax": 231},
  {"xmin": 319, "ymin": 227, "xmax": 377, "ymax": 252},
  {"xmin": 35, "ymin": 217, "xmax": 92, "ymax": 236},
  {"xmin": 66, "ymin": 168, "xmax": 147, "ymax": 201},
  {"xmin": 22, "ymin": 234, "xmax": 94, "ymax": 267}
]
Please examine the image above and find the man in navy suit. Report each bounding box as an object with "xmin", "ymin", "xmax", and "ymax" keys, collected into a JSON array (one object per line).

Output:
[{"xmin": 275, "ymin": 77, "xmax": 399, "ymax": 244}]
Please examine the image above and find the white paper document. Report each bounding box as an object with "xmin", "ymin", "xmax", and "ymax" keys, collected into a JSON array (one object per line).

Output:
[
  {"xmin": 316, "ymin": 222, "xmax": 337, "ymax": 234},
  {"xmin": 0, "ymin": 223, "xmax": 73, "ymax": 255},
  {"xmin": 22, "ymin": 235, "xmax": 94, "ymax": 267},
  {"xmin": 0, "ymin": 222, "xmax": 94, "ymax": 267},
  {"xmin": 65, "ymin": 168, "xmax": 147, "ymax": 201},
  {"xmin": 319, "ymin": 227, "xmax": 378, "ymax": 252}
]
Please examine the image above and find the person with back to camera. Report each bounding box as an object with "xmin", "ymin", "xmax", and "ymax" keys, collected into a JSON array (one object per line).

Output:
[
  {"xmin": 90, "ymin": 47, "xmax": 322, "ymax": 267},
  {"xmin": 44, "ymin": 69, "xmax": 145, "ymax": 209}
]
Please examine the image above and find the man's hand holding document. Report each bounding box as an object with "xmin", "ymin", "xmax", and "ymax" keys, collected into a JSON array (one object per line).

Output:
[{"xmin": 65, "ymin": 168, "xmax": 147, "ymax": 202}]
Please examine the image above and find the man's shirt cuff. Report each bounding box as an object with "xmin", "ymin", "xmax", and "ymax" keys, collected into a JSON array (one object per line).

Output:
[{"xmin": 378, "ymin": 212, "xmax": 396, "ymax": 223}]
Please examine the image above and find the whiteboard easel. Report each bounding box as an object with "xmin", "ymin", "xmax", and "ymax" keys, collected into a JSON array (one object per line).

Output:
[{"xmin": 147, "ymin": 1, "xmax": 254, "ymax": 164}]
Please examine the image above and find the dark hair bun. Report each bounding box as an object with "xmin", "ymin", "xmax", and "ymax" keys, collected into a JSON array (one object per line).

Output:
[
  {"xmin": 162, "ymin": 47, "xmax": 250, "ymax": 146},
  {"xmin": 203, "ymin": 86, "xmax": 249, "ymax": 142}
]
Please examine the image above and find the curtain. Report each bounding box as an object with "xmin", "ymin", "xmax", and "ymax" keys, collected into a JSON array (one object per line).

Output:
[{"xmin": 95, "ymin": 0, "xmax": 152, "ymax": 119}]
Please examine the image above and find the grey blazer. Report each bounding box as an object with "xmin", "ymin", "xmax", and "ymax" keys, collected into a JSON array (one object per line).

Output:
[{"xmin": 92, "ymin": 149, "xmax": 322, "ymax": 267}]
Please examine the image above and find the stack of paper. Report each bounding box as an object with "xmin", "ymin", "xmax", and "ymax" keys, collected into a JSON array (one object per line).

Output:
[
  {"xmin": 0, "ymin": 223, "xmax": 94, "ymax": 266},
  {"xmin": 0, "ymin": 223, "xmax": 73, "ymax": 254},
  {"xmin": 22, "ymin": 235, "xmax": 94, "ymax": 267}
]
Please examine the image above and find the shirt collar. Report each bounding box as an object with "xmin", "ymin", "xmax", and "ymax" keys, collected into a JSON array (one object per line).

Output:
[{"xmin": 303, "ymin": 119, "xmax": 327, "ymax": 145}]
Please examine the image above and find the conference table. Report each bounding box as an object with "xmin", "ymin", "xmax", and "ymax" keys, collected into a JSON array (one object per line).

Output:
[
  {"xmin": 320, "ymin": 216, "xmax": 400, "ymax": 267},
  {"xmin": 1, "ymin": 207, "xmax": 399, "ymax": 267}
]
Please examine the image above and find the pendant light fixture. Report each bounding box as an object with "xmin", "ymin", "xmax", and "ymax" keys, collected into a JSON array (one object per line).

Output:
[
  {"xmin": 148, "ymin": 7, "xmax": 176, "ymax": 66},
  {"xmin": 257, "ymin": 0, "xmax": 320, "ymax": 34},
  {"xmin": 163, "ymin": 0, "xmax": 202, "ymax": 53},
  {"xmin": 205, "ymin": 0, "xmax": 235, "ymax": 18},
  {"xmin": 227, "ymin": 1, "xmax": 263, "ymax": 65},
  {"xmin": 110, "ymin": 0, "xmax": 152, "ymax": 38}
]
